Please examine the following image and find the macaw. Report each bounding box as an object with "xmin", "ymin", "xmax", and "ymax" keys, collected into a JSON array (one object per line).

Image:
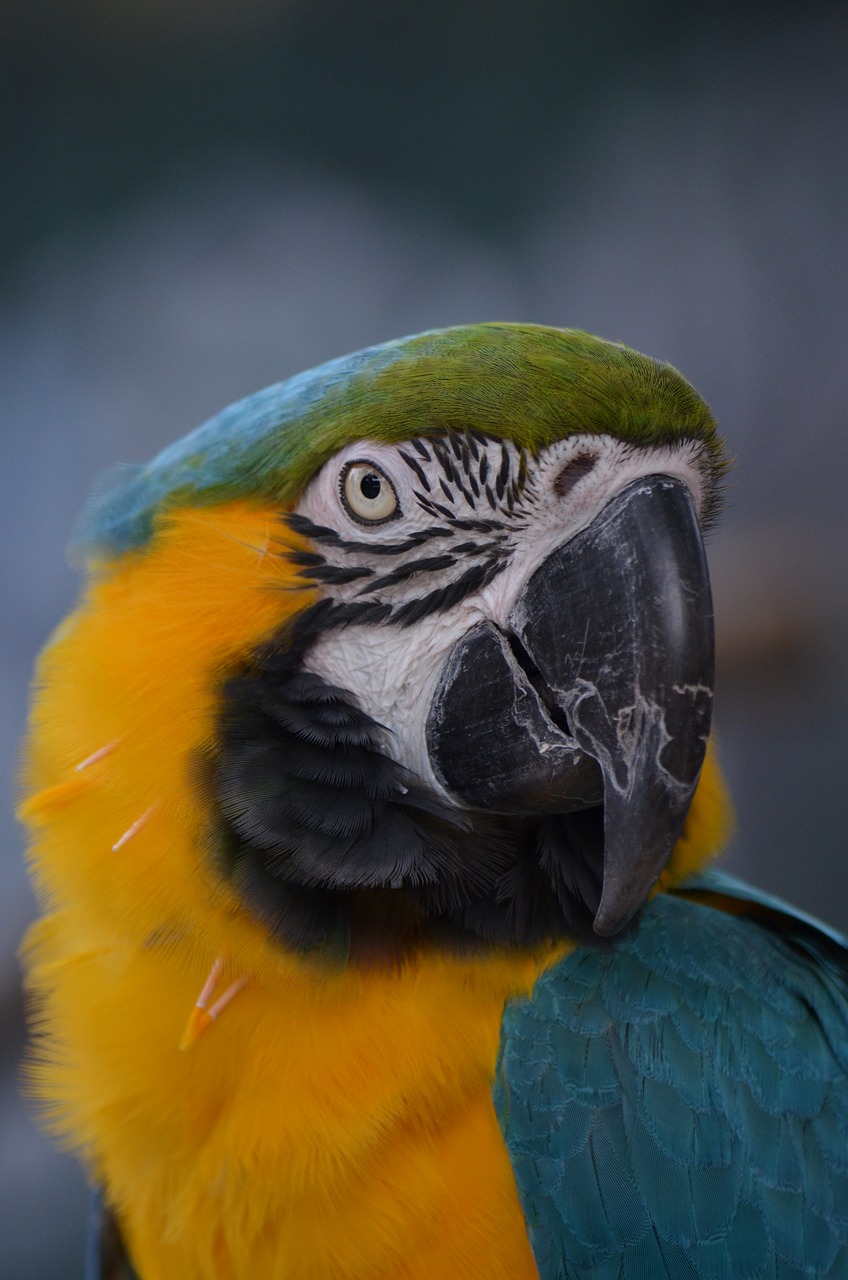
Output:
[{"xmin": 19, "ymin": 324, "xmax": 848, "ymax": 1280}]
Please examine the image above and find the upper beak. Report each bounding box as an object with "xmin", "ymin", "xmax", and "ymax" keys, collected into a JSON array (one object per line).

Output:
[{"xmin": 426, "ymin": 475, "xmax": 714, "ymax": 936}]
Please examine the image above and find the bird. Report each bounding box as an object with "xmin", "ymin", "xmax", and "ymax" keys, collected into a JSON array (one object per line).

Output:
[{"xmin": 19, "ymin": 323, "xmax": 848, "ymax": 1279}]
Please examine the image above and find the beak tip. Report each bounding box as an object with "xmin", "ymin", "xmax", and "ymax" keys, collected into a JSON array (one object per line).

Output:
[
  {"xmin": 591, "ymin": 848, "xmax": 665, "ymax": 937},
  {"xmin": 591, "ymin": 904, "xmax": 633, "ymax": 938}
]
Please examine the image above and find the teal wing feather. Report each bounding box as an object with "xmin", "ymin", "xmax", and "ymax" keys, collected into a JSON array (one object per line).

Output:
[{"xmin": 494, "ymin": 878, "xmax": 848, "ymax": 1279}]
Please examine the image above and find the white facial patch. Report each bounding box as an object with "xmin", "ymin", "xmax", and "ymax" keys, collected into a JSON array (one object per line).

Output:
[{"xmin": 293, "ymin": 432, "xmax": 712, "ymax": 799}]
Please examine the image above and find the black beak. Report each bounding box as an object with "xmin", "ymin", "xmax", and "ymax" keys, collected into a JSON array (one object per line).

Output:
[{"xmin": 427, "ymin": 475, "xmax": 714, "ymax": 937}]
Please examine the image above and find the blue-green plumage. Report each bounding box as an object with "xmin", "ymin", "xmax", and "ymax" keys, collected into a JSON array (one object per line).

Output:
[{"xmin": 494, "ymin": 875, "xmax": 848, "ymax": 1279}]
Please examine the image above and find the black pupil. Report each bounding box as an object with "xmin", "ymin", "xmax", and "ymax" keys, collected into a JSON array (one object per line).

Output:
[{"xmin": 360, "ymin": 473, "xmax": 382, "ymax": 500}]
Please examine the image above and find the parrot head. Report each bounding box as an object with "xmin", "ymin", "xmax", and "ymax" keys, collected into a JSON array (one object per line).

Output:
[{"xmin": 77, "ymin": 323, "xmax": 728, "ymax": 962}]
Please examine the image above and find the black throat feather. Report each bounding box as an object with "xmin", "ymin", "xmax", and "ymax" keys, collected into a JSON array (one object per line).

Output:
[{"xmin": 203, "ymin": 606, "xmax": 606, "ymax": 965}]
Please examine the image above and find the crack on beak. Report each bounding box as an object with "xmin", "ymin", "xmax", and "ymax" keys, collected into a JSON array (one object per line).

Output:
[{"xmin": 502, "ymin": 628, "xmax": 574, "ymax": 739}]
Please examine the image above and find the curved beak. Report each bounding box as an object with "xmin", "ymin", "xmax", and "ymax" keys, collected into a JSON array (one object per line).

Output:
[{"xmin": 427, "ymin": 475, "xmax": 714, "ymax": 936}]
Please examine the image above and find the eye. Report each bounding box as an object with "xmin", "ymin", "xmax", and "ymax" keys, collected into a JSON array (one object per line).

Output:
[{"xmin": 340, "ymin": 460, "xmax": 401, "ymax": 524}]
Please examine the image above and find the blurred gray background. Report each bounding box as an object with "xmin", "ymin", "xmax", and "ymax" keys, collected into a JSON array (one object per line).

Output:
[{"xmin": 2, "ymin": 1, "xmax": 847, "ymax": 1274}]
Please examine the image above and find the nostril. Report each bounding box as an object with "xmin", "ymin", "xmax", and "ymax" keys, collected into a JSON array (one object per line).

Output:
[{"xmin": 554, "ymin": 452, "xmax": 596, "ymax": 498}]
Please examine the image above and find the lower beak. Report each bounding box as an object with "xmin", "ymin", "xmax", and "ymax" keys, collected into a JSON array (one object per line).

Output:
[{"xmin": 427, "ymin": 475, "xmax": 714, "ymax": 936}]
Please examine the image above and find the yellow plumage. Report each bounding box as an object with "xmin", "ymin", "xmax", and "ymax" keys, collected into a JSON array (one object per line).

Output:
[{"xmin": 20, "ymin": 498, "xmax": 730, "ymax": 1278}]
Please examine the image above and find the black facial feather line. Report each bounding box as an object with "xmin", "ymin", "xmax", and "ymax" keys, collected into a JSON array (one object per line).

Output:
[{"xmin": 286, "ymin": 512, "xmax": 454, "ymax": 556}]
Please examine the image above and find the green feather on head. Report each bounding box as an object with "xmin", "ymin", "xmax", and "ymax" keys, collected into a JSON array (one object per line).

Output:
[{"xmin": 77, "ymin": 322, "xmax": 727, "ymax": 559}]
